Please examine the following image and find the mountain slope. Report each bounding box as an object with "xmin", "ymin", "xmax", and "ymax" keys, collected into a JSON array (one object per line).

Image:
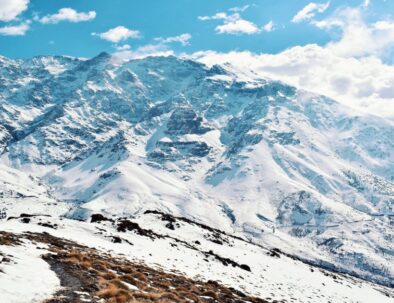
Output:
[
  {"xmin": 0, "ymin": 53, "xmax": 393, "ymax": 290},
  {"xmin": 1, "ymin": 211, "xmax": 393, "ymax": 303}
]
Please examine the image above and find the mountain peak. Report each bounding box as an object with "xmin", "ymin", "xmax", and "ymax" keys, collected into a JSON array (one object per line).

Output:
[{"xmin": 95, "ymin": 51, "xmax": 111, "ymax": 60}]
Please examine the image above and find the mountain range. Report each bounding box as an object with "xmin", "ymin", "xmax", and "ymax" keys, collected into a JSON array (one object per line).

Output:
[{"xmin": 0, "ymin": 52, "xmax": 393, "ymax": 302}]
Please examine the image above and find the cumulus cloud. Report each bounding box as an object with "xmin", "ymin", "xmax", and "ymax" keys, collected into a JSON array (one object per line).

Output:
[
  {"xmin": 292, "ymin": 2, "xmax": 330, "ymax": 23},
  {"xmin": 0, "ymin": 21, "xmax": 30, "ymax": 36},
  {"xmin": 155, "ymin": 33, "xmax": 192, "ymax": 46},
  {"xmin": 115, "ymin": 44, "xmax": 131, "ymax": 51},
  {"xmin": 312, "ymin": 7, "xmax": 394, "ymax": 59},
  {"xmin": 92, "ymin": 26, "xmax": 141, "ymax": 43},
  {"xmin": 0, "ymin": 0, "xmax": 29, "ymax": 22},
  {"xmin": 199, "ymin": 12, "xmax": 260, "ymax": 35},
  {"xmin": 190, "ymin": 45, "xmax": 394, "ymax": 118},
  {"xmin": 217, "ymin": 19, "xmax": 260, "ymax": 35},
  {"xmin": 38, "ymin": 8, "xmax": 96, "ymax": 24}
]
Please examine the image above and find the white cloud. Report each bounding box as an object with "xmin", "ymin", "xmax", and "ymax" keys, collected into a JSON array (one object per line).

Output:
[
  {"xmin": 262, "ymin": 20, "xmax": 275, "ymax": 32},
  {"xmin": 0, "ymin": 22, "xmax": 29, "ymax": 36},
  {"xmin": 229, "ymin": 5, "xmax": 250, "ymax": 13},
  {"xmin": 217, "ymin": 19, "xmax": 260, "ymax": 35},
  {"xmin": 155, "ymin": 33, "xmax": 192, "ymax": 46},
  {"xmin": 198, "ymin": 13, "xmax": 225, "ymax": 22},
  {"xmin": 312, "ymin": 7, "xmax": 394, "ymax": 59},
  {"xmin": 113, "ymin": 44, "xmax": 174, "ymax": 61},
  {"xmin": 0, "ymin": 0, "xmax": 29, "ymax": 22},
  {"xmin": 114, "ymin": 33, "xmax": 191, "ymax": 61},
  {"xmin": 198, "ymin": 12, "xmax": 234, "ymax": 22},
  {"xmin": 199, "ymin": 12, "xmax": 260, "ymax": 35},
  {"xmin": 38, "ymin": 8, "xmax": 96, "ymax": 24},
  {"xmin": 93, "ymin": 26, "xmax": 141, "ymax": 43},
  {"xmin": 115, "ymin": 44, "xmax": 131, "ymax": 51},
  {"xmin": 362, "ymin": 0, "xmax": 370, "ymax": 8},
  {"xmin": 374, "ymin": 20, "xmax": 394, "ymax": 30},
  {"xmin": 292, "ymin": 2, "xmax": 330, "ymax": 23},
  {"xmin": 190, "ymin": 45, "xmax": 394, "ymax": 118}
]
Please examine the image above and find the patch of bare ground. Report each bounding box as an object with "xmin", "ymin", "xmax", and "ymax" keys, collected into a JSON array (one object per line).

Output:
[
  {"xmin": 0, "ymin": 231, "xmax": 21, "ymax": 273},
  {"xmin": 1, "ymin": 231, "xmax": 270, "ymax": 303},
  {"xmin": 0, "ymin": 231, "xmax": 22, "ymax": 246}
]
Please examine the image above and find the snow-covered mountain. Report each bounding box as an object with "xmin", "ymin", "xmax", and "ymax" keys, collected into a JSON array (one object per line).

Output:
[{"xmin": 0, "ymin": 52, "xmax": 393, "ymax": 295}]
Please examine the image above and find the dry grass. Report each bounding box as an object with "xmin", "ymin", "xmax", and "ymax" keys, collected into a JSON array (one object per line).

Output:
[
  {"xmin": 63, "ymin": 249, "xmax": 93, "ymax": 270},
  {"xmin": 120, "ymin": 274, "xmax": 146, "ymax": 290},
  {"xmin": 201, "ymin": 290, "xmax": 219, "ymax": 300},
  {"xmin": 8, "ymin": 231, "xmax": 270, "ymax": 303},
  {"xmin": 109, "ymin": 279, "xmax": 130, "ymax": 290},
  {"xmin": 0, "ymin": 232, "xmax": 21, "ymax": 246},
  {"xmin": 99, "ymin": 271, "xmax": 118, "ymax": 280},
  {"xmin": 97, "ymin": 283, "xmax": 120, "ymax": 298},
  {"xmin": 97, "ymin": 284, "xmax": 133, "ymax": 303}
]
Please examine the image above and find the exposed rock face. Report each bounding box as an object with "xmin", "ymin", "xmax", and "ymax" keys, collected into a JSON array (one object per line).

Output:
[
  {"xmin": 166, "ymin": 107, "xmax": 212, "ymax": 136},
  {"xmin": 0, "ymin": 125, "xmax": 10, "ymax": 154}
]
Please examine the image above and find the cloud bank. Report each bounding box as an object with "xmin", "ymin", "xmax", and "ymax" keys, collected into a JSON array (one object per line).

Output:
[{"xmin": 191, "ymin": 45, "xmax": 394, "ymax": 118}]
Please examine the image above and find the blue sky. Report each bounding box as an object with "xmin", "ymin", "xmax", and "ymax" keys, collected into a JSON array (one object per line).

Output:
[{"xmin": 0, "ymin": 0, "xmax": 393, "ymax": 59}]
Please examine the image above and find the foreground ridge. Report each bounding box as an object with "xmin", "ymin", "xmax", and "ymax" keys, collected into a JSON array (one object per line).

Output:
[
  {"xmin": 2, "ymin": 231, "xmax": 268, "ymax": 303},
  {"xmin": 1, "ymin": 210, "xmax": 393, "ymax": 303}
]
